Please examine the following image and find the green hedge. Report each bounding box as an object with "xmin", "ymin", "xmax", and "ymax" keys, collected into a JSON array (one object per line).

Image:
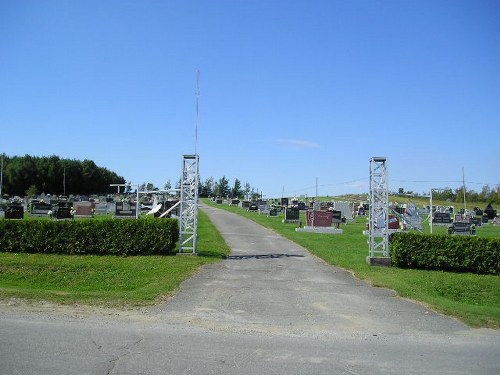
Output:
[
  {"xmin": 0, "ymin": 219, "xmax": 179, "ymax": 255},
  {"xmin": 391, "ymin": 232, "xmax": 500, "ymax": 274}
]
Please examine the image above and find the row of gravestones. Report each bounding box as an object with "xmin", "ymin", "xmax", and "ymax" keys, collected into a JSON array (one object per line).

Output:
[{"xmin": 1, "ymin": 200, "xmax": 180, "ymax": 220}]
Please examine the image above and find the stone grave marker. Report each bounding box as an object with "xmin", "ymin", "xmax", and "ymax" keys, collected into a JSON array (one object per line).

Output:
[
  {"xmin": 5, "ymin": 204, "xmax": 24, "ymax": 219},
  {"xmin": 297, "ymin": 209, "xmax": 342, "ymax": 234},
  {"xmin": 433, "ymin": 212, "xmax": 452, "ymax": 224},
  {"xmin": 115, "ymin": 201, "xmax": 137, "ymax": 218},
  {"xmin": 281, "ymin": 197, "xmax": 289, "ymax": 207},
  {"xmin": 30, "ymin": 201, "xmax": 52, "ymax": 217},
  {"xmin": 306, "ymin": 210, "xmax": 333, "ymax": 227},
  {"xmin": 333, "ymin": 201, "xmax": 354, "ymax": 222},
  {"xmin": 73, "ymin": 201, "xmax": 95, "ymax": 217},
  {"xmin": 388, "ymin": 214, "xmax": 400, "ymax": 229},
  {"xmin": 239, "ymin": 201, "xmax": 251, "ymax": 209},
  {"xmin": 258, "ymin": 203, "xmax": 269, "ymax": 215},
  {"xmin": 283, "ymin": 208, "xmax": 300, "ymax": 223},
  {"xmin": 53, "ymin": 206, "xmax": 72, "ymax": 220},
  {"xmin": 95, "ymin": 202, "xmax": 110, "ymax": 215}
]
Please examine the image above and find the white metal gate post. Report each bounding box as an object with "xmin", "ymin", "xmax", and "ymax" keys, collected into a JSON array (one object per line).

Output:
[
  {"xmin": 178, "ymin": 154, "xmax": 199, "ymax": 254},
  {"xmin": 367, "ymin": 157, "xmax": 391, "ymax": 266}
]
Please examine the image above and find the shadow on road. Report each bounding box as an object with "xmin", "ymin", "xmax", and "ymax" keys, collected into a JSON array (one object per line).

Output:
[{"xmin": 225, "ymin": 253, "xmax": 305, "ymax": 260}]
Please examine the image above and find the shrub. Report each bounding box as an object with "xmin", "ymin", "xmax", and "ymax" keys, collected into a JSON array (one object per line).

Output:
[
  {"xmin": 0, "ymin": 219, "xmax": 179, "ymax": 256},
  {"xmin": 391, "ymin": 232, "xmax": 500, "ymax": 274}
]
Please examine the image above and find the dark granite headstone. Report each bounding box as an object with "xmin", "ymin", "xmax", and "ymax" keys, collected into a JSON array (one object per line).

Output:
[
  {"xmin": 54, "ymin": 206, "xmax": 72, "ymax": 219},
  {"xmin": 433, "ymin": 212, "xmax": 452, "ymax": 224},
  {"xmin": 331, "ymin": 210, "xmax": 342, "ymax": 223},
  {"xmin": 281, "ymin": 198, "xmax": 289, "ymax": 207},
  {"xmin": 470, "ymin": 217, "xmax": 482, "ymax": 226},
  {"xmin": 285, "ymin": 208, "xmax": 300, "ymax": 221},
  {"xmin": 73, "ymin": 201, "xmax": 95, "ymax": 217},
  {"xmin": 5, "ymin": 204, "xmax": 24, "ymax": 219},
  {"xmin": 484, "ymin": 204, "xmax": 497, "ymax": 220},
  {"xmin": 248, "ymin": 203, "xmax": 258, "ymax": 211}
]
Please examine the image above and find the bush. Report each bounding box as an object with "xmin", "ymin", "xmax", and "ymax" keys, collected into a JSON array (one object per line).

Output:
[
  {"xmin": 391, "ymin": 232, "xmax": 500, "ymax": 274},
  {"xmin": 0, "ymin": 219, "xmax": 179, "ymax": 256}
]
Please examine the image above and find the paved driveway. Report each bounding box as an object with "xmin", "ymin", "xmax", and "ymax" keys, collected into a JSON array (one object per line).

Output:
[{"xmin": 0, "ymin": 204, "xmax": 498, "ymax": 374}]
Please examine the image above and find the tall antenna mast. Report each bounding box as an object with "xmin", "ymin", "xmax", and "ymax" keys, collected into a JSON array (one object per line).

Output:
[
  {"xmin": 0, "ymin": 153, "xmax": 4, "ymax": 198},
  {"xmin": 195, "ymin": 69, "xmax": 200, "ymax": 155},
  {"xmin": 462, "ymin": 166, "xmax": 466, "ymax": 210}
]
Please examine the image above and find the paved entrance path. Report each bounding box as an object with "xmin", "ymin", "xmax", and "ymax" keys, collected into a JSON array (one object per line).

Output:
[{"xmin": 1, "ymin": 204, "xmax": 499, "ymax": 374}]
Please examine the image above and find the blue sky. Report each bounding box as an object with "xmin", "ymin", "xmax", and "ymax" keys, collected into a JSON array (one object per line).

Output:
[{"xmin": 1, "ymin": 0, "xmax": 499, "ymax": 198}]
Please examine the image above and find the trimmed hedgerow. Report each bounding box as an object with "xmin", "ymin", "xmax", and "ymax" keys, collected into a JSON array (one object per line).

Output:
[
  {"xmin": 0, "ymin": 219, "xmax": 178, "ymax": 256},
  {"xmin": 391, "ymin": 232, "xmax": 500, "ymax": 275}
]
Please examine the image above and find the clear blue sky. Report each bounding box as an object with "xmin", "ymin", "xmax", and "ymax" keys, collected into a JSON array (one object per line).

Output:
[{"xmin": 1, "ymin": 0, "xmax": 499, "ymax": 198}]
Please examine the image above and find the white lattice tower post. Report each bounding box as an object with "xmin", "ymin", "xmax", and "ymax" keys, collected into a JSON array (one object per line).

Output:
[
  {"xmin": 179, "ymin": 154, "xmax": 199, "ymax": 254},
  {"xmin": 367, "ymin": 157, "xmax": 391, "ymax": 265}
]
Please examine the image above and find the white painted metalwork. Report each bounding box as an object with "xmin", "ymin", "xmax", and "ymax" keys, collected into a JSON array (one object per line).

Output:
[
  {"xmin": 368, "ymin": 157, "xmax": 389, "ymax": 257},
  {"xmin": 179, "ymin": 154, "xmax": 199, "ymax": 254}
]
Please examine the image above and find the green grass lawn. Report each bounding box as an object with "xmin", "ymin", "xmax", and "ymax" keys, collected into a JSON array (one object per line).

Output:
[
  {"xmin": 203, "ymin": 199, "xmax": 500, "ymax": 329},
  {"xmin": 0, "ymin": 210, "xmax": 231, "ymax": 306}
]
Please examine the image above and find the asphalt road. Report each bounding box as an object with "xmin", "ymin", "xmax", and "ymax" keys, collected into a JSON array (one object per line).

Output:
[{"xmin": 1, "ymin": 204, "xmax": 499, "ymax": 374}]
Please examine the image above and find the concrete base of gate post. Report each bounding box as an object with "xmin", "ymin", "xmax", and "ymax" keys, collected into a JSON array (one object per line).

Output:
[
  {"xmin": 366, "ymin": 256, "xmax": 391, "ymax": 267},
  {"xmin": 296, "ymin": 226, "xmax": 343, "ymax": 234}
]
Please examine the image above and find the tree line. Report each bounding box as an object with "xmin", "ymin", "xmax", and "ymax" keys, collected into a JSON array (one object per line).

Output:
[
  {"xmin": 397, "ymin": 185, "xmax": 500, "ymax": 204},
  {"xmin": 1, "ymin": 154, "xmax": 125, "ymax": 197},
  {"xmin": 139, "ymin": 176, "xmax": 262, "ymax": 200}
]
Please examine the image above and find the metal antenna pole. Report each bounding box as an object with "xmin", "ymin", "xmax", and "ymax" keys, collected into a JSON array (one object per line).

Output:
[
  {"xmin": 462, "ymin": 167, "xmax": 467, "ymax": 210},
  {"xmin": 0, "ymin": 153, "xmax": 4, "ymax": 198},
  {"xmin": 195, "ymin": 69, "xmax": 200, "ymax": 156}
]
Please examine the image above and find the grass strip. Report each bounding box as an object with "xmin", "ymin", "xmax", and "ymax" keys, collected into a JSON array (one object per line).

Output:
[
  {"xmin": 0, "ymin": 210, "xmax": 231, "ymax": 307},
  {"xmin": 203, "ymin": 199, "xmax": 500, "ymax": 329}
]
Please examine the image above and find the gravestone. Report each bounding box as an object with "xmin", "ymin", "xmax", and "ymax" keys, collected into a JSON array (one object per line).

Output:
[
  {"xmin": 5, "ymin": 204, "xmax": 24, "ymax": 219},
  {"xmin": 30, "ymin": 202, "xmax": 52, "ymax": 216},
  {"xmin": 95, "ymin": 202, "xmax": 109, "ymax": 214},
  {"xmin": 298, "ymin": 209, "xmax": 342, "ymax": 234},
  {"xmin": 73, "ymin": 201, "xmax": 95, "ymax": 217},
  {"xmin": 258, "ymin": 204, "xmax": 270, "ymax": 215},
  {"xmin": 306, "ymin": 210, "xmax": 333, "ymax": 227},
  {"xmin": 331, "ymin": 210, "xmax": 342, "ymax": 224},
  {"xmin": 239, "ymin": 201, "xmax": 251, "ymax": 209},
  {"xmin": 484, "ymin": 204, "xmax": 497, "ymax": 220},
  {"xmin": 281, "ymin": 198, "xmax": 289, "ymax": 207},
  {"xmin": 216, "ymin": 199, "xmax": 223, "ymax": 204},
  {"xmin": 53, "ymin": 206, "xmax": 72, "ymax": 220},
  {"xmin": 269, "ymin": 209, "xmax": 277, "ymax": 217},
  {"xmin": 230, "ymin": 199, "xmax": 240, "ymax": 206},
  {"xmin": 248, "ymin": 203, "xmax": 258, "ymax": 211},
  {"xmin": 115, "ymin": 202, "xmax": 137, "ymax": 217},
  {"xmin": 333, "ymin": 201, "xmax": 354, "ymax": 222},
  {"xmin": 283, "ymin": 208, "xmax": 300, "ymax": 223},
  {"xmin": 388, "ymin": 214, "xmax": 400, "ymax": 229},
  {"xmin": 433, "ymin": 212, "xmax": 452, "ymax": 224},
  {"xmin": 470, "ymin": 217, "xmax": 482, "ymax": 226},
  {"xmin": 297, "ymin": 202, "xmax": 306, "ymax": 210}
]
